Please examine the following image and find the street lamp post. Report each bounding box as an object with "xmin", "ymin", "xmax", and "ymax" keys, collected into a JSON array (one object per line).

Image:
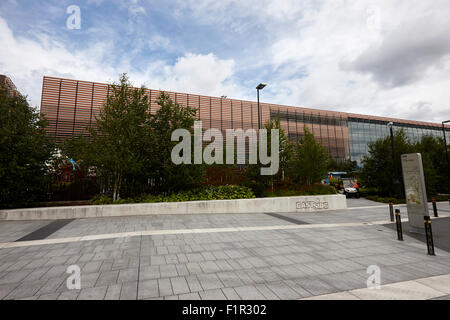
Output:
[
  {"xmin": 443, "ymin": 120, "xmax": 450, "ymax": 192},
  {"xmin": 387, "ymin": 122, "xmax": 395, "ymax": 166},
  {"xmin": 256, "ymin": 83, "xmax": 267, "ymax": 197},
  {"xmin": 387, "ymin": 122, "xmax": 400, "ymax": 196}
]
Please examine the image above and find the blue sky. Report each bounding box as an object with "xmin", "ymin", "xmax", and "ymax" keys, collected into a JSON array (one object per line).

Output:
[{"xmin": 1, "ymin": 0, "xmax": 450, "ymax": 122}]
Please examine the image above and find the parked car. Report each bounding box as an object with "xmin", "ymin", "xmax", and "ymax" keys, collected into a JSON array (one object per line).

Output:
[{"xmin": 341, "ymin": 179, "xmax": 360, "ymax": 198}]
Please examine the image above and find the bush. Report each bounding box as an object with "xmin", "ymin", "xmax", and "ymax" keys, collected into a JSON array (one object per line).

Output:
[
  {"xmin": 359, "ymin": 187, "xmax": 379, "ymax": 197},
  {"xmin": 365, "ymin": 195, "xmax": 405, "ymax": 204},
  {"xmin": 266, "ymin": 183, "xmax": 337, "ymax": 197},
  {"xmin": 91, "ymin": 195, "xmax": 114, "ymax": 205},
  {"xmin": 90, "ymin": 185, "xmax": 256, "ymax": 205}
]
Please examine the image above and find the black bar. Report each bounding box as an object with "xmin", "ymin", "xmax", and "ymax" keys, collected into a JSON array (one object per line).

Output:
[
  {"xmin": 395, "ymin": 209, "xmax": 403, "ymax": 241},
  {"xmin": 389, "ymin": 202, "xmax": 394, "ymax": 222},
  {"xmin": 424, "ymin": 216, "xmax": 435, "ymax": 256},
  {"xmin": 432, "ymin": 199, "xmax": 438, "ymax": 217}
]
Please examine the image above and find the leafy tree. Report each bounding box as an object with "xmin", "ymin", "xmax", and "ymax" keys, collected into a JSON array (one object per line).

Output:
[
  {"xmin": 146, "ymin": 92, "xmax": 204, "ymax": 194},
  {"xmin": 359, "ymin": 131, "xmax": 449, "ymax": 197},
  {"xmin": 77, "ymin": 74, "xmax": 151, "ymax": 201},
  {"xmin": 359, "ymin": 129, "xmax": 413, "ymax": 197},
  {"xmin": 289, "ymin": 126, "xmax": 328, "ymax": 186},
  {"xmin": 327, "ymin": 158, "xmax": 357, "ymax": 173},
  {"xmin": 413, "ymin": 135, "xmax": 448, "ymax": 195},
  {"xmin": 245, "ymin": 116, "xmax": 292, "ymax": 195},
  {"xmin": 0, "ymin": 84, "xmax": 55, "ymax": 207}
]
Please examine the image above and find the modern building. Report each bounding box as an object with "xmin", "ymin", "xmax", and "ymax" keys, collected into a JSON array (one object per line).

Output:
[
  {"xmin": 0, "ymin": 74, "xmax": 20, "ymax": 97},
  {"xmin": 40, "ymin": 76, "xmax": 450, "ymax": 165}
]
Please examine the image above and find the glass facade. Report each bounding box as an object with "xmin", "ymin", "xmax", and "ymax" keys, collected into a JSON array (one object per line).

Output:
[
  {"xmin": 348, "ymin": 117, "xmax": 450, "ymax": 165},
  {"xmin": 270, "ymin": 110, "xmax": 350, "ymax": 160}
]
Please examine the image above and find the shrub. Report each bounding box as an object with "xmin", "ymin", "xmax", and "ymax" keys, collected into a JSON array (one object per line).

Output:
[
  {"xmin": 365, "ymin": 195, "xmax": 405, "ymax": 204},
  {"xmin": 91, "ymin": 195, "xmax": 113, "ymax": 205},
  {"xmin": 91, "ymin": 185, "xmax": 256, "ymax": 205},
  {"xmin": 359, "ymin": 187, "xmax": 379, "ymax": 197},
  {"xmin": 266, "ymin": 183, "xmax": 337, "ymax": 197}
]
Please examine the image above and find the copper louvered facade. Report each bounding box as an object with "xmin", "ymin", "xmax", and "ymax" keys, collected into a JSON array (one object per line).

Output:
[{"xmin": 40, "ymin": 76, "xmax": 450, "ymax": 163}]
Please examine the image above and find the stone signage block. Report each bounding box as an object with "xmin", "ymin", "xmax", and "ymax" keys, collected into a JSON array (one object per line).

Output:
[{"xmin": 401, "ymin": 153, "xmax": 429, "ymax": 234}]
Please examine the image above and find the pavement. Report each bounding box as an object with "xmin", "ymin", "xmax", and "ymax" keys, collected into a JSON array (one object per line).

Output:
[{"xmin": 0, "ymin": 199, "xmax": 449, "ymax": 300}]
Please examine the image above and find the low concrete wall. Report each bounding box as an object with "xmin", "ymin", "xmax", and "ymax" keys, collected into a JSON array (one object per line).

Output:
[{"xmin": 0, "ymin": 194, "xmax": 346, "ymax": 221}]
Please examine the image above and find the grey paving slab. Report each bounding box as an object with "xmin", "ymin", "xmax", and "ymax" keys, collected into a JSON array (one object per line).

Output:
[
  {"xmin": 1, "ymin": 199, "xmax": 450, "ymax": 300},
  {"xmin": 4, "ymin": 280, "xmax": 44, "ymax": 300},
  {"xmin": 264, "ymin": 281, "xmax": 302, "ymax": 300},
  {"xmin": 96, "ymin": 270, "xmax": 119, "ymax": 286},
  {"xmin": 294, "ymin": 277, "xmax": 340, "ymax": 296},
  {"xmin": 58, "ymin": 290, "xmax": 80, "ymax": 300},
  {"xmin": 120, "ymin": 281, "xmax": 138, "ymax": 300},
  {"xmin": 186, "ymin": 275, "xmax": 203, "ymax": 292},
  {"xmin": 104, "ymin": 284, "xmax": 121, "ymax": 300},
  {"xmin": 138, "ymin": 280, "xmax": 159, "ymax": 299},
  {"xmin": 170, "ymin": 277, "xmax": 190, "ymax": 295},
  {"xmin": 0, "ymin": 283, "xmax": 20, "ymax": 299},
  {"xmin": 160, "ymin": 264, "xmax": 178, "ymax": 278},
  {"xmin": 117, "ymin": 268, "xmax": 138, "ymax": 283},
  {"xmin": 77, "ymin": 286, "xmax": 107, "ymax": 300},
  {"xmin": 179, "ymin": 292, "xmax": 201, "ymax": 300},
  {"xmin": 197, "ymin": 273, "xmax": 224, "ymax": 291},
  {"xmin": 199, "ymin": 289, "xmax": 227, "ymax": 300},
  {"xmin": 158, "ymin": 278, "xmax": 173, "ymax": 296},
  {"xmin": 234, "ymin": 285, "xmax": 267, "ymax": 300}
]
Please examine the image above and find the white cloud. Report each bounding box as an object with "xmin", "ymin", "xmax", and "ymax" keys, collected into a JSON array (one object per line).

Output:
[
  {"xmin": 158, "ymin": 53, "xmax": 241, "ymax": 97},
  {"xmin": 2, "ymin": 1, "xmax": 450, "ymax": 123},
  {"xmin": 173, "ymin": 0, "xmax": 450, "ymax": 122},
  {"xmin": 148, "ymin": 34, "xmax": 171, "ymax": 51},
  {"xmin": 0, "ymin": 15, "xmax": 243, "ymax": 109}
]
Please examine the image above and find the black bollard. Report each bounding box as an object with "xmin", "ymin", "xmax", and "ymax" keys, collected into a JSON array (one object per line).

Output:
[
  {"xmin": 424, "ymin": 216, "xmax": 435, "ymax": 256},
  {"xmin": 395, "ymin": 209, "xmax": 403, "ymax": 241},
  {"xmin": 389, "ymin": 202, "xmax": 394, "ymax": 222},
  {"xmin": 432, "ymin": 198, "xmax": 438, "ymax": 217}
]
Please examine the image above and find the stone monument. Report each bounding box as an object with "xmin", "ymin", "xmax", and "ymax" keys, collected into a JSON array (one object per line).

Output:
[{"xmin": 400, "ymin": 153, "xmax": 429, "ymax": 234}]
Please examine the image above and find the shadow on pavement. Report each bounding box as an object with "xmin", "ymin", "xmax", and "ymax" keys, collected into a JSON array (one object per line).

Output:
[{"xmin": 383, "ymin": 217, "xmax": 450, "ymax": 253}]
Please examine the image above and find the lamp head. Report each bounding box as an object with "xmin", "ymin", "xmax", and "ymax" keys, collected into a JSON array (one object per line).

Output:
[{"xmin": 256, "ymin": 83, "xmax": 267, "ymax": 90}]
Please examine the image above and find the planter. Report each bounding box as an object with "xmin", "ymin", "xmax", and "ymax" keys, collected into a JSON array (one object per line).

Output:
[{"xmin": 0, "ymin": 194, "xmax": 346, "ymax": 221}]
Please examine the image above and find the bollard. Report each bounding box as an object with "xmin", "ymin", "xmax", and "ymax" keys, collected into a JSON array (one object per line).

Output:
[
  {"xmin": 424, "ymin": 216, "xmax": 435, "ymax": 256},
  {"xmin": 395, "ymin": 209, "xmax": 403, "ymax": 241},
  {"xmin": 432, "ymin": 198, "xmax": 438, "ymax": 217},
  {"xmin": 389, "ymin": 202, "xmax": 394, "ymax": 222}
]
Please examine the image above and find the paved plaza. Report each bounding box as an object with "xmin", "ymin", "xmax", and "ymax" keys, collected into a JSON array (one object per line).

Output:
[{"xmin": 0, "ymin": 199, "xmax": 449, "ymax": 300}]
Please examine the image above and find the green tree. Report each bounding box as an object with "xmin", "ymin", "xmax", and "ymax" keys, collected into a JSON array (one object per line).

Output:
[
  {"xmin": 289, "ymin": 126, "xmax": 328, "ymax": 186},
  {"xmin": 146, "ymin": 92, "xmax": 204, "ymax": 193},
  {"xmin": 82, "ymin": 74, "xmax": 151, "ymax": 201},
  {"xmin": 0, "ymin": 84, "xmax": 55, "ymax": 208},
  {"xmin": 359, "ymin": 129, "xmax": 413, "ymax": 197},
  {"xmin": 327, "ymin": 158, "xmax": 357, "ymax": 173},
  {"xmin": 413, "ymin": 135, "xmax": 448, "ymax": 195},
  {"xmin": 245, "ymin": 116, "xmax": 292, "ymax": 195},
  {"xmin": 359, "ymin": 131, "xmax": 448, "ymax": 198}
]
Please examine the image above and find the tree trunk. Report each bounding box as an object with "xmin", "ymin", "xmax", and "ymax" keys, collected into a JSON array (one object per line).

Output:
[{"xmin": 113, "ymin": 172, "xmax": 122, "ymax": 201}]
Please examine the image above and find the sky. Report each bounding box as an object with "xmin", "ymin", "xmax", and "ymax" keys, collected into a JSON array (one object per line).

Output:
[{"xmin": 1, "ymin": 0, "xmax": 450, "ymax": 123}]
